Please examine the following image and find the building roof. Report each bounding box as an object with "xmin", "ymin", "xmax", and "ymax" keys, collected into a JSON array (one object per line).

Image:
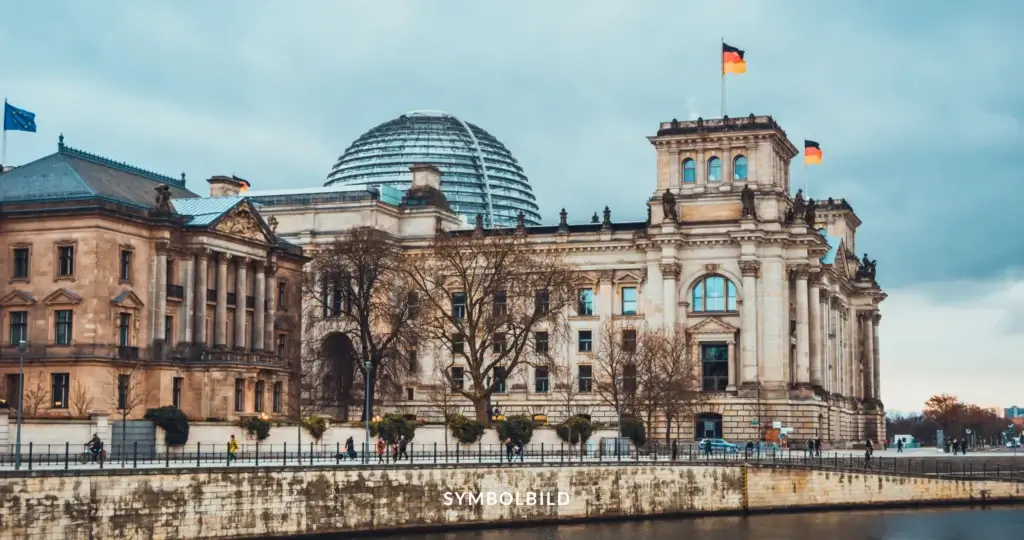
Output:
[
  {"xmin": 171, "ymin": 196, "xmax": 246, "ymax": 226},
  {"xmin": 0, "ymin": 137, "xmax": 198, "ymax": 208},
  {"xmin": 819, "ymin": 229, "xmax": 842, "ymax": 265}
]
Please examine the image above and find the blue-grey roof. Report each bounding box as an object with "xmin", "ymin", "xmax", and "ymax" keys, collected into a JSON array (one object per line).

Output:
[
  {"xmin": 172, "ymin": 196, "xmax": 245, "ymax": 226},
  {"xmin": 0, "ymin": 141, "xmax": 198, "ymax": 208},
  {"xmin": 819, "ymin": 228, "xmax": 842, "ymax": 265}
]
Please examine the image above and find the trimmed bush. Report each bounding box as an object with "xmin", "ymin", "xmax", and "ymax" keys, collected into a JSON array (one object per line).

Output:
[
  {"xmin": 449, "ymin": 414, "xmax": 486, "ymax": 444},
  {"xmin": 555, "ymin": 415, "xmax": 595, "ymax": 445},
  {"xmin": 620, "ymin": 415, "xmax": 646, "ymax": 447},
  {"xmin": 144, "ymin": 406, "xmax": 190, "ymax": 446},
  {"xmin": 300, "ymin": 416, "xmax": 328, "ymax": 442},
  {"xmin": 238, "ymin": 416, "xmax": 272, "ymax": 442},
  {"xmin": 495, "ymin": 415, "xmax": 535, "ymax": 446},
  {"xmin": 370, "ymin": 412, "xmax": 418, "ymax": 444}
]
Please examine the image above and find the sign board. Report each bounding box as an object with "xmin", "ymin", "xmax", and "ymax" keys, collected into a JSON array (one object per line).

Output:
[
  {"xmin": 936, "ymin": 429, "xmax": 944, "ymax": 450},
  {"xmin": 751, "ymin": 420, "xmax": 759, "ymax": 426},
  {"xmin": 772, "ymin": 421, "xmax": 782, "ymax": 429}
]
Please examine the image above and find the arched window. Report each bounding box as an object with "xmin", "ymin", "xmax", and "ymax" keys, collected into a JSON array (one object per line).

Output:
[
  {"xmin": 733, "ymin": 155, "xmax": 748, "ymax": 181},
  {"xmin": 682, "ymin": 159, "xmax": 696, "ymax": 183},
  {"xmin": 707, "ymin": 157, "xmax": 722, "ymax": 182},
  {"xmin": 691, "ymin": 275, "xmax": 738, "ymax": 312}
]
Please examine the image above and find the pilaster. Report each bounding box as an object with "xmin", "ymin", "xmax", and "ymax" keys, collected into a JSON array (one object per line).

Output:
[
  {"xmin": 253, "ymin": 260, "xmax": 267, "ymax": 352},
  {"xmin": 808, "ymin": 273, "xmax": 823, "ymax": 387},
  {"xmin": 660, "ymin": 263, "xmax": 680, "ymax": 329},
  {"xmin": 215, "ymin": 253, "xmax": 229, "ymax": 348},
  {"xmin": 154, "ymin": 242, "xmax": 169, "ymax": 343},
  {"xmin": 738, "ymin": 260, "xmax": 760, "ymax": 387},
  {"xmin": 193, "ymin": 249, "xmax": 209, "ymax": 345},
  {"xmin": 264, "ymin": 261, "xmax": 278, "ymax": 352},
  {"xmin": 872, "ymin": 312, "xmax": 882, "ymax": 402},
  {"xmin": 790, "ymin": 264, "xmax": 810, "ymax": 386}
]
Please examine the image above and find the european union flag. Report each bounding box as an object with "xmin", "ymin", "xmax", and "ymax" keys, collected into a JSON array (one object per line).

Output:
[{"xmin": 3, "ymin": 101, "xmax": 37, "ymax": 133}]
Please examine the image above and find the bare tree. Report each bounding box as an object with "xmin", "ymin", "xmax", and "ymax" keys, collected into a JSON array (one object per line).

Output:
[
  {"xmin": 549, "ymin": 358, "xmax": 585, "ymax": 451},
  {"xmin": 648, "ymin": 325, "xmax": 707, "ymax": 442},
  {"xmin": 70, "ymin": 380, "xmax": 94, "ymax": 418},
  {"xmin": 592, "ymin": 320, "xmax": 649, "ymax": 421},
  {"xmin": 107, "ymin": 361, "xmax": 154, "ymax": 463},
  {"xmin": 406, "ymin": 226, "xmax": 577, "ymax": 424},
  {"xmin": 426, "ymin": 361, "xmax": 461, "ymax": 448},
  {"xmin": 21, "ymin": 373, "xmax": 47, "ymax": 417},
  {"xmin": 302, "ymin": 227, "xmax": 420, "ymax": 421}
]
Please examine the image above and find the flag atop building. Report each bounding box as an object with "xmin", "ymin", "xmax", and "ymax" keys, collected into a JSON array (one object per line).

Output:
[
  {"xmin": 804, "ymin": 140, "xmax": 822, "ymax": 165},
  {"xmin": 722, "ymin": 43, "xmax": 746, "ymax": 74},
  {"xmin": 3, "ymin": 101, "xmax": 37, "ymax": 133}
]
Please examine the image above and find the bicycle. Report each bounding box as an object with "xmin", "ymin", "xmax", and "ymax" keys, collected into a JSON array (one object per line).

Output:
[{"xmin": 80, "ymin": 445, "xmax": 106, "ymax": 465}]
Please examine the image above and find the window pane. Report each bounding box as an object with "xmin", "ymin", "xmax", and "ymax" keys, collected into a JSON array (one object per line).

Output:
[
  {"xmin": 692, "ymin": 282, "xmax": 704, "ymax": 312},
  {"xmin": 727, "ymin": 280, "xmax": 737, "ymax": 311},
  {"xmin": 706, "ymin": 277, "xmax": 726, "ymax": 311},
  {"xmin": 683, "ymin": 159, "xmax": 696, "ymax": 183},
  {"xmin": 708, "ymin": 157, "xmax": 722, "ymax": 182},
  {"xmin": 621, "ymin": 287, "xmax": 637, "ymax": 315},
  {"xmin": 733, "ymin": 156, "xmax": 748, "ymax": 180}
]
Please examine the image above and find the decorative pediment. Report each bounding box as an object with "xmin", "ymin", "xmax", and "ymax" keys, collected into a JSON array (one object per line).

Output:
[
  {"xmin": 212, "ymin": 201, "xmax": 273, "ymax": 243},
  {"xmin": 613, "ymin": 270, "xmax": 643, "ymax": 283},
  {"xmin": 0, "ymin": 289, "xmax": 36, "ymax": 307},
  {"xmin": 111, "ymin": 289, "xmax": 145, "ymax": 310},
  {"xmin": 687, "ymin": 316, "xmax": 738, "ymax": 335},
  {"xmin": 44, "ymin": 288, "xmax": 83, "ymax": 305},
  {"xmin": 832, "ymin": 242, "xmax": 851, "ymax": 279}
]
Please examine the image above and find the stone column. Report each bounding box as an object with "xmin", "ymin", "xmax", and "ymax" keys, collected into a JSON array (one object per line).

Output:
[
  {"xmin": 154, "ymin": 243, "xmax": 169, "ymax": 343},
  {"xmin": 723, "ymin": 147, "xmax": 732, "ymax": 184},
  {"xmin": 253, "ymin": 261, "xmax": 266, "ymax": 351},
  {"xmin": 182, "ymin": 256, "xmax": 194, "ymax": 343},
  {"xmin": 264, "ymin": 262, "xmax": 277, "ymax": 352},
  {"xmin": 792, "ymin": 265, "xmax": 810, "ymax": 386},
  {"xmin": 726, "ymin": 339, "xmax": 736, "ymax": 389},
  {"xmin": 193, "ymin": 250, "xmax": 209, "ymax": 345},
  {"xmin": 872, "ymin": 313, "xmax": 882, "ymax": 401},
  {"xmin": 215, "ymin": 253, "xmax": 229, "ymax": 348},
  {"xmin": 760, "ymin": 258, "xmax": 786, "ymax": 384},
  {"xmin": 235, "ymin": 257, "xmax": 248, "ymax": 350},
  {"xmin": 645, "ymin": 251, "xmax": 663, "ymax": 327},
  {"xmin": 696, "ymin": 149, "xmax": 706, "ymax": 186},
  {"xmin": 738, "ymin": 260, "xmax": 760, "ymax": 386},
  {"xmin": 808, "ymin": 275, "xmax": 823, "ymax": 387},
  {"xmin": 660, "ymin": 263, "xmax": 680, "ymax": 329},
  {"xmin": 859, "ymin": 312, "xmax": 874, "ymax": 399}
]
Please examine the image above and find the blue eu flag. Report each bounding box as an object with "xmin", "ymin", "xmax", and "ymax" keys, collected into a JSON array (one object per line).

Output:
[{"xmin": 3, "ymin": 101, "xmax": 37, "ymax": 133}]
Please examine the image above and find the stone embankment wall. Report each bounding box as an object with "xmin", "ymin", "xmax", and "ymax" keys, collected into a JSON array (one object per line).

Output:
[{"xmin": 1, "ymin": 464, "xmax": 1021, "ymax": 539}]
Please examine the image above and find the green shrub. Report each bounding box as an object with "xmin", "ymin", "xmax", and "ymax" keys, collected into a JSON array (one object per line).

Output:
[
  {"xmin": 495, "ymin": 415, "xmax": 535, "ymax": 446},
  {"xmin": 144, "ymin": 406, "xmax": 190, "ymax": 446},
  {"xmin": 555, "ymin": 415, "xmax": 595, "ymax": 445},
  {"xmin": 300, "ymin": 416, "xmax": 329, "ymax": 442},
  {"xmin": 370, "ymin": 412, "xmax": 418, "ymax": 444},
  {"xmin": 449, "ymin": 414, "xmax": 485, "ymax": 444},
  {"xmin": 620, "ymin": 415, "xmax": 646, "ymax": 447},
  {"xmin": 237, "ymin": 416, "xmax": 272, "ymax": 442}
]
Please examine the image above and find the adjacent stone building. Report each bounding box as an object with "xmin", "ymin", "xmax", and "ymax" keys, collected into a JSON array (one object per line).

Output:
[
  {"xmin": 0, "ymin": 137, "xmax": 306, "ymax": 422},
  {"xmin": 257, "ymin": 114, "xmax": 886, "ymax": 445}
]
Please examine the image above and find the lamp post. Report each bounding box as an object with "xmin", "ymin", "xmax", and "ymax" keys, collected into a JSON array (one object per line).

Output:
[
  {"xmin": 615, "ymin": 376, "xmax": 623, "ymax": 458},
  {"xmin": 363, "ymin": 360, "xmax": 372, "ymax": 457},
  {"xmin": 14, "ymin": 340, "xmax": 27, "ymax": 470}
]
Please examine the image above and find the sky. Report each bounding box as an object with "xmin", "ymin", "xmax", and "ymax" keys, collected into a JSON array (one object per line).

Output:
[{"xmin": 1, "ymin": 1, "xmax": 1021, "ymax": 413}]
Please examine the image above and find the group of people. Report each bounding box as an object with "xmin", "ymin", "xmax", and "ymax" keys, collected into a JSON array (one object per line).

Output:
[
  {"xmin": 504, "ymin": 437, "xmax": 525, "ymax": 462},
  {"xmin": 946, "ymin": 438, "xmax": 969, "ymax": 455}
]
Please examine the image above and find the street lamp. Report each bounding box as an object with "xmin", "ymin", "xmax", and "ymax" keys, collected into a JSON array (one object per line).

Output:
[
  {"xmin": 363, "ymin": 360, "xmax": 372, "ymax": 459},
  {"xmin": 14, "ymin": 340, "xmax": 26, "ymax": 470},
  {"xmin": 615, "ymin": 376, "xmax": 623, "ymax": 458}
]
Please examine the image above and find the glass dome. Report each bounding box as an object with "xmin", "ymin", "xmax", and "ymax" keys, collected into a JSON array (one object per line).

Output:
[{"xmin": 324, "ymin": 111, "xmax": 541, "ymax": 227}]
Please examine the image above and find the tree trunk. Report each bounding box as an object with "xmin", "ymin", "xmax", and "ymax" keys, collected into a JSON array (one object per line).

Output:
[
  {"xmin": 361, "ymin": 374, "xmax": 377, "ymax": 422},
  {"xmin": 473, "ymin": 397, "xmax": 488, "ymax": 424},
  {"xmin": 121, "ymin": 411, "xmax": 128, "ymax": 465}
]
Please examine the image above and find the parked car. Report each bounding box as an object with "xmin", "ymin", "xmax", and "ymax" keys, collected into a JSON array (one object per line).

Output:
[{"xmin": 698, "ymin": 438, "xmax": 740, "ymax": 453}]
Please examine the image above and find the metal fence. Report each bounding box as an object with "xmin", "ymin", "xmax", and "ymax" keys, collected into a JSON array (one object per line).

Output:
[{"xmin": 2, "ymin": 442, "xmax": 1022, "ymax": 482}]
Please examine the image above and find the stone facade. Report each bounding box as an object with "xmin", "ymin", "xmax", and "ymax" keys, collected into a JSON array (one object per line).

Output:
[
  {"xmin": 1, "ymin": 464, "xmax": 1020, "ymax": 538},
  {"xmin": 0, "ymin": 141, "xmax": 306, "ymax": 421},
  {"xmin": 255, "ymin": 114, "xmax": 886, "ymax": 445}
]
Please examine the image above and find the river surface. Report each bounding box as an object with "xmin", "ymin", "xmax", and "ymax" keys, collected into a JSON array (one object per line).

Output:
[{"xmin": 362, "ymin": 506, "xmax": 1024, "ymax": 540}]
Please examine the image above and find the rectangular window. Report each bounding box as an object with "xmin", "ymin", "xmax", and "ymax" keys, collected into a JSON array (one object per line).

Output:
[
  {"xmin": 5, "ymin": 374, "xmax": 20, "ymax": 406},
  {"xmin": 117, "ymin": 374, "xmax": 130, "ymax": 410},
  {"xmin": 451, "ymin": 292, "xmax": 467, "ymax": 319},
  {"xmin": 534, "ymin": 289, "xmax": 550, "ymax": 314},
  {"xmin": 622, "ymin": 329, "xmax": 637, "ymax": 353},
  {"xmin": 493, "ymin": 367, "xmax": 507, "ymax": 393},
  {"xmin": 164, "ymin": 316, "xmax": 173, "ymax": 344},
  {"xmin": 577, "ymin": 288, "xmax": 594, "ymax": 316},
  {"xmin": 451, "ymin": 366, "xmax": 465, "ymax": 389},
  {"xmin": 623, "ymin": 363, "xmax": 638, "ymax": 394},
  {"xmin": 491, "ymin": 332, "xmax": 506, "ymax": 354},
  {"xmin": 406, "ymin": 387, "xmax": 414, "ymax": 400},
  {"xmin": 701, "ymin": 343, "xmax": 730, "ymax": 392},
  {"xmin": 535, "ymin": 367, "xmax": 549, "ymax": 393},
  {"xmin": 277, "ymin": 282, "xmax": 286, "ymax": 308},
  {"xmin": 254, "ymin": 380, "xmax": 264, "ymax": 412},
  {"xmin": 54, "ymin": 310, "xmax": 73, "ymax": 345},
  {"xmin": 57, "ymin": 245, "xmax": 75, "ymax": 277},
  {"xmin": 493, "ymin": 290, "xmax": 507, "ymax": 317},
  {"xmin": 451, "ymin": 333, "xmax": 465, "ymax": 355},
  {"xmin": 621, "ymin": 286, "xmax": 638, "ymax": 315},
  {"xmin": 407, "ymin": 292, "xmax": 419, "ymax": 318},
  {"xmin": 578, "ymin": 330, "xmax": 593, "ymax": 353},
  {"xmin": 119, "ymin": 249, "xmax": 132, "ymax": 281},
  {"xmin": 12, "ymin": 247, "xmax": 29, "ymax": 279},
  {"xmin": 406, "ymin": 348, "xmax": 417, "ymax": 370},
  {"xmin": 9, "ymin": 311, "xmax": 28, "ymax": 345},
  {"xmin": 172, "ymin": 377, "xmax": 183, "ymax": 409},
  {"xmin": 118, "ymin": 313, "xmax": 131, "ymax": 346},
  {"xmin": 234, "ymin": 378, "xmax": 245, "ymax": 412},
  {"xmin": 277, "ymin": 334, "xmax": 287, "ymax": 359},
  {"xmin": 51, "ymin": 373, "xmax": 69, "ymax": 408},
  {"xmin": 578, "ymin": 365, "xmax": 593, "ymax": 392},
  {"xmin": 272, "ymin": 382, "xmax": 282, "ymax": 413},
  {"xmin": 534, "ymin": 331, "xmax": 549, "ymax": 354}
]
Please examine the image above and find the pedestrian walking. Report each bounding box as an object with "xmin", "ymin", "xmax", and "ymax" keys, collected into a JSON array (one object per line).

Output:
[
  {"xmin": 345, "ymin": 437, "xmax": 357, "ymax": 460},
  {"xmin": 228, "ymin": 435, "xmax": 239, "ymax": 463},
  {"xmin": 399, "ymin": 436, "xmax": 409, "ymax": 461},
  {"xmin": 376, "ymin": 438, "xmax": 386, "ymax": 463},
  {"xmin": 505, "ymin": 437, "xmax": 514, "ymax": 463},
  {"xmin": 864, "ymin": 439, "xmax": 873, "ymax": 468},
  {"xmin": 391, "ymin": 441, "xmax": 399, "ymax": 462},
  {"xmin": 896, "ymin": 438, "xmax": 903, "ymax": 453},
  {"xmin": 814, "ymin": 438, "xmax": 821, "ymax": 458},
  {"xmin": 671, "ymin": 441, "xmax": 679, "ymax": 461}
]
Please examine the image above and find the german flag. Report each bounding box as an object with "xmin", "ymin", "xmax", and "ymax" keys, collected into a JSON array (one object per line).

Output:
[
  {"xmin": 722, "ymin": 42, "xmax": 746, "ymax": 74},
  {"xmin": 804, "ymin": 140, "xmax": 822, "ymax": 165}
]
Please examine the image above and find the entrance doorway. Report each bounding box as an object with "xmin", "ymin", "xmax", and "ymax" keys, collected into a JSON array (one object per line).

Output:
[{"xmin": 694, "ymin": 412, "xmax": 723, "ymax": 440}]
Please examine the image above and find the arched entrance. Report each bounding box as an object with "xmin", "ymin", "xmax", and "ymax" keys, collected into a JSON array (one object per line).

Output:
[
  {"xmin": 694, "ymin": 413, "xmax": 723, "ymax": 440},
  {"xmin": 322, "ymin": 332, "xmax": 357, "ymax": 420}
]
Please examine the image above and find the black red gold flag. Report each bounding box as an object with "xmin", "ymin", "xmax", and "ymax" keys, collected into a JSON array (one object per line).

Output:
[
  {"xmin": 804, "ymin": 140, "xmax": 822, "ymax": 165},
  {"xmin": 722, "ymin": 43, "xmax": 746, "ymax": 74}
]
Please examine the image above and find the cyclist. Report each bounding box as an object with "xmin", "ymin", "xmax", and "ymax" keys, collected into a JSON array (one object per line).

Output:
[{"xmin": 86, "ymin": 434, "xmax": 104, "ymax": 462}]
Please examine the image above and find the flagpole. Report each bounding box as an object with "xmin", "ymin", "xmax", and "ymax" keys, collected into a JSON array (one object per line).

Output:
[
  {"xmin": 720, "ymin": 37, "xmax": 725, "ymax": 117},
  {"xmin": 1, "ymin": 98, "xmax": 6, "ymax": 168},
  {"xmin": 804, "ymin": 163, "xmax": 809, "ymax": 199}
]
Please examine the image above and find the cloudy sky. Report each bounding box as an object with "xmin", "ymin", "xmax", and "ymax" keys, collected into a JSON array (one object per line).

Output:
[{"xmin": 1, "ymin": 1, "xmax": 1021, "ymax": 413}]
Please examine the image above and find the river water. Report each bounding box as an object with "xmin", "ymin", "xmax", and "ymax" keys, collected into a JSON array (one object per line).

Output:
[{"xmin": 366, "ymin": 506, "xmax": 1024, "ymax": 540}]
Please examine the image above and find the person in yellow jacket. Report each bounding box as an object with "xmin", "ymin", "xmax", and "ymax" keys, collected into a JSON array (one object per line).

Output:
[{"xmin": 228, "ymin": 434, "xmax": 239, "ymax": 463}]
